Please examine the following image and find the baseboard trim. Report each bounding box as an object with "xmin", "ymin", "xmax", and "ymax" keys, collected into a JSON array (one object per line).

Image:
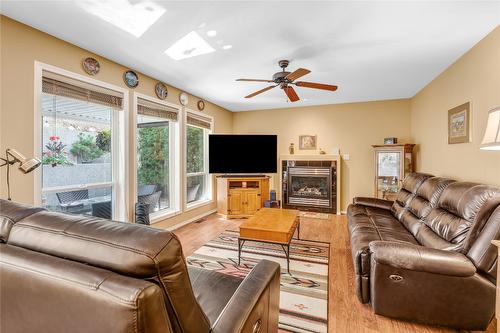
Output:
[{"xmin": 166, "ymin": 209, "xmax": 217, "ymax": 231}]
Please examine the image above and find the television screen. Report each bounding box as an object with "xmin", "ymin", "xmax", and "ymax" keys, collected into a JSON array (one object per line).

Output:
[{"xmin": 209, "ymin": 135, "xmax": 277, "ymax": 173}]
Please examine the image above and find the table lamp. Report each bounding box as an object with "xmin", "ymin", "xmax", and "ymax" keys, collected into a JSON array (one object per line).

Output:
[{"xmin": 480, "ymin": 107, "xmax": 500, "ymax": 150}]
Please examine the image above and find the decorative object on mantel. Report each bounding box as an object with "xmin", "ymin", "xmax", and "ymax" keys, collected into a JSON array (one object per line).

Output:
[
  {"xmin": 448, "ymin": 102, "xmax": 471, "ymax": 144},
  {"xmin": 480, "ymin": 107, "xmax": 500, "ymax": 150},
  {"xmin": 82, "ymin": 57, "xmax": 100, "ymax": 76},
  {"xmin": 155, "ymin": 82, "xmax": 168, "ymax": 100},
  {"xmin": 179, "ymin": 92, "xmax": 189, "ymax": 106},
  {"xmin": 319, "ymin": 148, "xmax": 326, "ymax": 154},
  {"xmin": 384, "ymin": 137, "xmax": 397, "ymax": 144},
  {"xmin": 123, "ymin": 70, "xmax": 139, "ymax": 88},
  {"xmin": 1, "ymin": 148, "xmax": 41, "ymax": 201},
  {"xmin": 289, "ymin": 143, "xmax": 295, "ymax": 155},
  {"xmin": 299, "ymin": 135, "xmax": 317, "ymax": 150},
  {"xmin": 197, "ymin": 100, "xmax": 205, "ymax": 111}
]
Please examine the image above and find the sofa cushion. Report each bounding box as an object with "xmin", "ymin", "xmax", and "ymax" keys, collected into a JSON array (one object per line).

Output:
[
  {"xmin": 348, "ymin": 213, "xmax": 418, "ymax": 303},
  {"xmin": 347, "ymin": 204, "xmax": 394, "ymax": 218},
  {"xmin": 391, "ymin": 173, "xmax": 433, "ymax": 219},
  {"xmin": 400, "ymin": 177, "xmax": 455, "ymax": 236},
  {"xmin": 419, "ymin": 182, "xmax": 500, "ymax": 253},
  {"xmin": 0, "ymin": 199, "xmax": 45, "ymax": 242},
  {"xmin": 188, "ymin": 266, "xmax": 243, "ymax": 326}
]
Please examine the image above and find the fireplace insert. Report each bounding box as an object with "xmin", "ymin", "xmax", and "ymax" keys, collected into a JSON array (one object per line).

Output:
[{"xmin": 287, "ymin": 167, "xmax": 332, "ymax": 209}]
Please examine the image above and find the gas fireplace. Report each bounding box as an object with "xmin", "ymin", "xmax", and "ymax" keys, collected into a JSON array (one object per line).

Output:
[{"xmin": 282, "ymin": 159, "xmax": 337, "ymax": 213}]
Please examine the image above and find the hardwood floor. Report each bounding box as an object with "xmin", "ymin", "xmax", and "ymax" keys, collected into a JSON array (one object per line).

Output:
[{"xmin": 169, "ymin": 213, "xmax": 497, "ymax": 333}]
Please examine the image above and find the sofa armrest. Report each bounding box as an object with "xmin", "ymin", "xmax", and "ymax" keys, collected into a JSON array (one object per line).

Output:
[
  {"xmin": 212, "ymin": 260, "xmax": 280, "ymax": 333},
  {"xmin": 353, "ymin": 197, "xmax": 393, "ymax": 211},
  {"xmin": 368, "ymin": 241, "xmax": 495, "ymax": 330},
  {"xmin": 369, "ymin": 241, "xmax": 475, "ymax": 277}
]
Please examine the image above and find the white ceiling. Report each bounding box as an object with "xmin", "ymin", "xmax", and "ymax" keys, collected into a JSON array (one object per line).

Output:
[{"xmin": 2, "ymin": 1, "xmax": 499, "ymax": 112}]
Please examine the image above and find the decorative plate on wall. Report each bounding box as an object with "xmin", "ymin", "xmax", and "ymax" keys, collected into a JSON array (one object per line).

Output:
[
  {"xmin": 197, "ymin": 100, "xmax": 205, "ymax": 111},
  {"xmin": 179, "ymin": 92, "xmax": 189, "ymax": 106},
  {"xmin": 82, "ymin": 57, "xmax": 100, "ymax": 75},
  {"xmin": 155, "ymin": 82, "xmax": 168, "ymax": 100},
  {"xmin": 123, "ymin": 70, "xmax": 139, "ymax": 88}
]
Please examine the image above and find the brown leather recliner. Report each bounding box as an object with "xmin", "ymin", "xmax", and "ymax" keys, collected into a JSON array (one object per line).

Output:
[
  {"xmin": 0, "ymin": 199, "xmax": 280, "ymax": 333},
  {"xmin": 347, "ymin": 172, "xmax": 500, "ymax": 330}
]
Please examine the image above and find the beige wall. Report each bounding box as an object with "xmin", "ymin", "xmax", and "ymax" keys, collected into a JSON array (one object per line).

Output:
[
  {"xmin": 1, "ymin": 14, "xmax": 498, "ymax": 223},
  {"xmin": 410, "ymin": 26, "xmax": 500, "ymax": 186},
  {"xmin": 232, "ymin": 99, "xmax": 412, "ymax": 211},
  {"xmin": 0, "ymin": 16, "xmax": 233, "ymax": 227}
]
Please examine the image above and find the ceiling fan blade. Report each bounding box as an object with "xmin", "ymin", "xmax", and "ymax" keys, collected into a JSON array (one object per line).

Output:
[
  {"xmin": 245, "ymin": 85, "xmax": 276, "ymax": 98},
  {"xmin": 284, "ymin": 86, "xmax": 300, "ymax": 102},
  {"xmin": 295, "ymin": 81, "xmax": 338, "ymax": 91},
  {"xmin": 236, "ymin": 78, "xmax": 274, "ymax": 83},
  {"xmin": 285, "ymin": 68, "xmax": 311, "ymax": 81}
]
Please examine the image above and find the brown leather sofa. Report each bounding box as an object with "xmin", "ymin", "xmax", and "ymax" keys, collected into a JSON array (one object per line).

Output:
[
  {"xmin": 0, "ymin": 199, "xmax": 280, "ymax": 333},
  {"xmin": 347, "ymin": 172, "xmax": 500, "ymax": 330}
]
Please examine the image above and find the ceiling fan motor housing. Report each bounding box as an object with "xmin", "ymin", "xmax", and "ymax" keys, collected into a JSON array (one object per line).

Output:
[{"xmin": 272, "ymin": 71, "xmax": 291, "ymax": 83}]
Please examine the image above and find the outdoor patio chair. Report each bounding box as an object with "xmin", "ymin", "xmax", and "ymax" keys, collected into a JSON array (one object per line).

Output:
[
  {"xmin": 138, "ymin": 190, "xmax": 161, "ymax": 213},
  {"xmin": 56, "ymin": 189, "xmax": 89, "ymax": 214},
  {"xmin": 137, "ymin": 184, "xmax": 158, "ymax": 197}
]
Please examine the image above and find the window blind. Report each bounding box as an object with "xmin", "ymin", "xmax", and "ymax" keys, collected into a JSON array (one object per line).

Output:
[
  {"xmin": 137, "ymin": 98, "xmax": 179, "ymax": 121},
  {"xmin": 187, "ymin": 111, "xmax": 212, "ymax": 130},
  {"xmin": 42, "ymin": 70, "xmax": 123, "ymax": 109}
]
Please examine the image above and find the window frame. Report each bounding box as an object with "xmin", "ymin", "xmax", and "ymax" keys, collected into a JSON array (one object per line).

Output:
[
  {"xmin": 132, "ymin": 92, "xmax": 181, "ymax": 222},
  {"xmin": 34, "ymin": 61, "xmax": 129, "ymax": 221},
  {"xmin": 184, "ymin": 108, "xmax": 213, "ymax": 211}
]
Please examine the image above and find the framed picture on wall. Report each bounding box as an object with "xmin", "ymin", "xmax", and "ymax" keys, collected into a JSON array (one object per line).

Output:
[
  {"xmin": 448, "ymin": 102, "xmax": 471, "ymax": 144},
  {"xmin": 299, "ymin": 135, "xmax": 317, "ymax": 150}
]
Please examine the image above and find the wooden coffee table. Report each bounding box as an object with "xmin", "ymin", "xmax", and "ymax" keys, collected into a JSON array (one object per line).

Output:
[{"xmin": 238, "ymin": 208, "xmax": 300, "ymax": 274}]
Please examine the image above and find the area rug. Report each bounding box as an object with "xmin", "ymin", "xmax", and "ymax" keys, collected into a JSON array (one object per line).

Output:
[{"xmin": 187, "ymin": 230, "xmax": 329, "ymax": 333}]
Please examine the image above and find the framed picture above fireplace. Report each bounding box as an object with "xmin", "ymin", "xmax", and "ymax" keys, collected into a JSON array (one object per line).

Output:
[{"xmin": 299, "ymin": 135, "xmax": 317, "ymax": 150}]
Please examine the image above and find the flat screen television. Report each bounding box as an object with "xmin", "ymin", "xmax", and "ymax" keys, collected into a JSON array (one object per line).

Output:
[{"xmin": 209, "ymin": 134, "xmax": 277, "ymax": 174}]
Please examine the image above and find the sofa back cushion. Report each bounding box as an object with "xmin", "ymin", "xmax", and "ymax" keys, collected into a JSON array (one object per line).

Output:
[
  {"xmin": 417, "ymin": 182, "xmax": 500, "ymax": 253},
  {"xmin": 399, "ymin": 177, "xmax": 455, "ymax": 235},
  {"xmin": 7, "ymin": 208, "xmax": 210, "ymax": 333},
  {"xmin": 391, "ymin": 173, "xmax": 433, "ymax": 219},
  {"xmin": 0, "ymin": 199, "xmax": 45, "ymax": 242}
]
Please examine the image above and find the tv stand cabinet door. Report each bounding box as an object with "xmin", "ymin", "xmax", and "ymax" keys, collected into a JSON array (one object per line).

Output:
[
  {"xmin": 244, "ymin": 190, "xmax": 260, "ymax": 215},
  {"xmin": 229, "ymin": 189, "xmax": 244, "ymax": 215}
]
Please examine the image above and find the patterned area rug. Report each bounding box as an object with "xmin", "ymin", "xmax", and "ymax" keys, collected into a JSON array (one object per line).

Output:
[{"xmin": 187, "ymin": 230, "xmax": 329, "ymax": 333}]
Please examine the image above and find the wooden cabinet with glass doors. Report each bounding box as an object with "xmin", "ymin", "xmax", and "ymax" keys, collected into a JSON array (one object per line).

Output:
[{"xmin": 372, "ymin": 144, "xmax": 415, "ymax": 201}]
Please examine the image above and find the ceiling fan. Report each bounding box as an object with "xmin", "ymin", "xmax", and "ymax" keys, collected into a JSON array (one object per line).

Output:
[{"xmin": 236, "ymin": 60, "xmax": 338, "ymax": 102}]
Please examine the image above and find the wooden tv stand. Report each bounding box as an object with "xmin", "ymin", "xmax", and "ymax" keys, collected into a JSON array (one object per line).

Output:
[{"xmin": 216, "ymin": 176, "xmax": 270, "ymax": 218}]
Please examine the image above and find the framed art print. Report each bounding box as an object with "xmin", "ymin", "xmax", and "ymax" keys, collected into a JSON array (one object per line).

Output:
[
  {"xmin": 448, "ymin": 102, "xmax": 471, "ymax": 144},
  {"xmin": 299, "ymin": 135, "xmax": 317, "ymax": 150}
]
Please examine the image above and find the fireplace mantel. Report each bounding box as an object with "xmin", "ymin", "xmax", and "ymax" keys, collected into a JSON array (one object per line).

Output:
[
  {"xmin": 279, "ymin": 154, "xmax": 341, "ymax": 215},
  {"xmin": 279, "ymin": 154, "xmax": 340, "ymax": 161}
]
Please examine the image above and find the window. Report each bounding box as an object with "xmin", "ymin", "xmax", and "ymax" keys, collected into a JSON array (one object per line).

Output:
[
  {"xmin": 186, "ymin": 111, "xmax": 212, "ymax": 207},
  {"xmin": 136, "ymin": 97, "xmax": 179, "ymax": 217},
  {"xmin": 39, "ymin": 70, "xmax": 125, "ymax": 220}
]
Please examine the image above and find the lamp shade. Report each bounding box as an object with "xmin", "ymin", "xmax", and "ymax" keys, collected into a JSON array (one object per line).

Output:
[{"xmin": 480, "ymin": 107, "xmax": 500, "ymax": 150}]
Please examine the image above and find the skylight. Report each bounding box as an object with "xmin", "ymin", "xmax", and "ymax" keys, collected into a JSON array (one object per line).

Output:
[
  {"xmin": 77, "ymin": 0, "xmax": 166, "ymax": 38},
  {"xmin": 165, "ymin": 31, "xmax": 216, "ymax": 61}
]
